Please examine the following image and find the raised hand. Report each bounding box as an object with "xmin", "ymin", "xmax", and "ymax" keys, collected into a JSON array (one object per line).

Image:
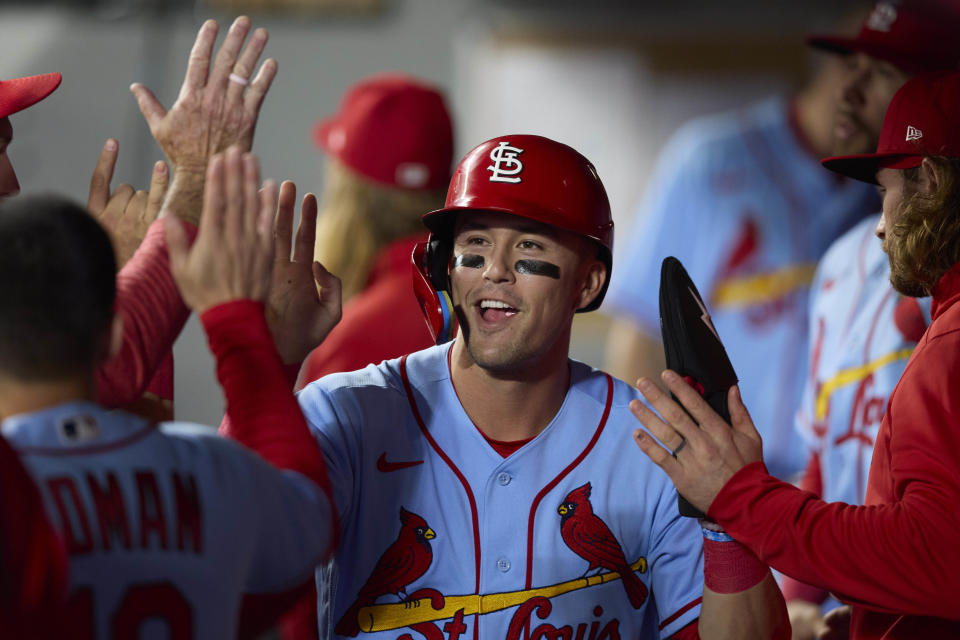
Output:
[
  {"xmin": 165, "ymin": 147, "xmax": 276, "ymax": 313},
  {"xmin": 266, "ymin": 180, "xmax": 342, "ymax": 364},
  {"xmin": 131, "ymin": 16, "xmax": 274, "ymax": 173},
  {"xmin": 87, "ymin": 138, "xmax": 169, "ymax": 268},
  {"xmin": 130, "ymin": 16, "xmax": 276, "ymax": 226},
  {"xmin": 629, "ymin": 370, "xmax": 764, "ymax": 514}
]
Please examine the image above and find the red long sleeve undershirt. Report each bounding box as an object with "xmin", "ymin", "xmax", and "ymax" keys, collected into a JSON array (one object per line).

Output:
[
  {"xmin": 202, "ymin": 300, "xmax": 333, "ymax": 506},
  {"xmin": 95, "ymin": 219, "xmax": 194, "ymax": 408},
  {"xmin": 202, "ymin": 301, "xmax": 337, "ymax": 637}
]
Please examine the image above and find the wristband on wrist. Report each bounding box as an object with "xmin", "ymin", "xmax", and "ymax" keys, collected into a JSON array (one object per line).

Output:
[
  {"xmin": 701, "ymin": 527, "xmax": 735, "ymax": 543},
  {"xmin": 702, "ymin": 529, "xmax": 768, "ymax": 594}
]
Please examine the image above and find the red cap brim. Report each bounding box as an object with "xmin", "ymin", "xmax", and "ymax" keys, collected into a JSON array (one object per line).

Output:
[
  {"xmin": 806, "ymin": 34, "xmax": 947, "ymax": 75},
  {"xmin": 821, "ymin": 152, "xmax": 923, "ymax": 185},
  {"xmin": 0, "ymin": 72, "xmax": 62, "ymax": 119}
]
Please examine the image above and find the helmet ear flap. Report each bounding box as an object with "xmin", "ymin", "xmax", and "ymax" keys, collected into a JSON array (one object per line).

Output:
[
  {"xmin": 411, "ymin": 237, "xmax": 457, "ymax": 344},
  {"xmin": 426, "ymin": 233, "xmax": 451, "ymax": 292}
]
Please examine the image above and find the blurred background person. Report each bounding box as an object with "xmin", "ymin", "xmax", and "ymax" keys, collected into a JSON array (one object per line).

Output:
[
  {"xmin": 602, "ymin": 11, "xmax": 878, "ymax": 480},
  {"xmin": 297, "ymin": 72, "xmax": 453, "ymax": 387},
  {"xmin": 784, "ymin": 1, "xmax": 960, "ymax": 637}
]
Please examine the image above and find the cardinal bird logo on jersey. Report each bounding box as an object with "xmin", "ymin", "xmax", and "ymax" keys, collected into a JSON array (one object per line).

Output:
[
  {"xmin": 558, "ymin": 482, "xmax": 648, "ymax": 609},
  {"xmin": 335, "ymin": 507, "xmax": 436, "ymax": 637}
]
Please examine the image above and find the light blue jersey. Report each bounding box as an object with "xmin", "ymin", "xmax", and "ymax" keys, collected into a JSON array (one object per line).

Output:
[
  {"xmin": 606, "ymin": 96, "xmax": 877, "ymax": 478},
  {"xmin": 795, "ymin": 215, "xmax": 931, "ymax": 505},
  {"xmin": 4, "ymin": 402, "xmax": 334, "ymax": 639},
  {"xmin": 300, "ymin": 343, "xmax": 703, "ymax": 640}
]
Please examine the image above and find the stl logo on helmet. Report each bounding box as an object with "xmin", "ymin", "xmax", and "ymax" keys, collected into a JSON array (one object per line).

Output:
[{"xmin": 488, "ymin": 141, "xmax": 524, "ymax": 183}]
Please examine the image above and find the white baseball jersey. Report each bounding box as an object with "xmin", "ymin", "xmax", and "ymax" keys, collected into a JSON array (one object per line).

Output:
[
  {"xmin": 795, "ymin": 215, "xmax": 931, "ymax": 505},
  {"xmin": 300, "ymin": 343, "xmax": 704, "ymax": 640},
  {"xmin": 4, "ymin": 401, "xmax": 335, "ymax": 639}
]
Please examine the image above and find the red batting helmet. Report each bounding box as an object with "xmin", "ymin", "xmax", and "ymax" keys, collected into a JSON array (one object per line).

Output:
[{"xmin": 420, "ymin": 134, "xmax": 614, "ymax": 313}]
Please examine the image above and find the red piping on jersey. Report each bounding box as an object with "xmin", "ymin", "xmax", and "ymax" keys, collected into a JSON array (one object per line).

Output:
[
  {"xmin": 524, "ymin": 373, "xmax": 614, "ymax": 593},
  {"xmin": 659, "ymin": 596, "xmax": 703, "ymax": 630},
  {"xmin": 400, "ymin": 354, "xmax": 482, "ymax": 640},
  {"xmin": 15, "ymin": 422, "xmax": 157, "ymax": 457},
  {"xmin": 863, "ymin": 287, "xmax": 896, "ymax": 361},
  {"xmin": 842, "ymin": 223, "xmax": 875, "ymax": 338}
]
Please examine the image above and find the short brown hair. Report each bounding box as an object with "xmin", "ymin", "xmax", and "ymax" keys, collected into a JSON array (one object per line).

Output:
[
  {"xmin": 888, "ymin": 156, "xmax": 960, "ymax": 296},
  {"xmin": 0, "ymin": 195, "xmax": 116, "ymax": 379}
]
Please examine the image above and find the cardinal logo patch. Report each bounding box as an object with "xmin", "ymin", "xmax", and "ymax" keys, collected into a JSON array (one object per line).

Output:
[
  {"xmin": 337, "ymin": 494, "xmax": 650, "ymax": 637},
  {"xmin": 488, "ymin": 141, "xmax": 524, "ymax": 183},
  {"xmin": 558, "ymin": 482, "xmax": 648, "ymax": 609}
]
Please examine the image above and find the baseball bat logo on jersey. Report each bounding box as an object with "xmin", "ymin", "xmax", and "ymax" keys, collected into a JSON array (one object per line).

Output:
[
  {"xmin": 487, "ymin": 142, "xmax": 524, "ymax": 183},
  {"xmin": 336, "ymin": 508, "xmax": 436, "ymax": 637},
  {"xmin": 558, "ymin": 482, "xmax": 648, "ymax": 609},
  {"xmin": 337, "ymin": 489, "xmax": 650, "ymax": 638},
  {"xmin": 348, "ymin": 557, "xmax": 647, "ymax": 638}
]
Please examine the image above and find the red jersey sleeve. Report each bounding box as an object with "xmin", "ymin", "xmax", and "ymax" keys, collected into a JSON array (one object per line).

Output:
[
  {"xmin": 95, "ymin": 219, "xmax": 194, "ymax": 408},
  {"xmin": 202, "ymin": 301, "xmax": 333, "ymax": 501},
  {"xmin": 780, "ymin": 452, "xmax": 828, "ymax": 605}
]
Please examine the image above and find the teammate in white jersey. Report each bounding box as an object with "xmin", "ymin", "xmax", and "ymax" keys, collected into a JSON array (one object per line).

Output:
[
  {"xmin": 1, "ymin": 149, "xmax": 337, "ymax": 639},
  {"xmin": 291, "ymin": 134, "xmax": 789, "ymax": 639}
]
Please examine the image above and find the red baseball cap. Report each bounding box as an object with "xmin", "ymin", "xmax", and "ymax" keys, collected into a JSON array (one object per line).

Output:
[
  {"xmin": 807, "ymin": 1, "xmax": 960, "ymax": 74},
  {"xmin": 822, "ymin": 71, "xmax": 960, "ymax": 184},
  {"xmin": 0, "ymin": 73, "xmax": 61, "ymax": 119},
  {"xmin": 312, "ymin": 73, "xmax": 453, "ymax": 191}
]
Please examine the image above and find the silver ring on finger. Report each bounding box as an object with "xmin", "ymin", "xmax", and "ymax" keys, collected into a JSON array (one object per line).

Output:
[
  {"xmin": 671, "ymin": 438, "xmax": 687, "ymax": 458},
  {"xmin": 228, "ymin": 72, "xmax": 249, "ymax": 86}
]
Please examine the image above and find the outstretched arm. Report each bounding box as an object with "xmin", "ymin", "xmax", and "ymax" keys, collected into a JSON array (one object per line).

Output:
[
  {"xmin": 632, "ymin": 364, "xmax": 960, "ymax": 620},
  {"xmin": 97, "ymin": 16, "xmax": 278, "ymax": 408},
  {"xmin": 167, "ymin": 148, "xmax": 333, "ymax": 498},
  {"xmin": 631, "ymin": 375, "xmax": 789, "ymax": 640}
]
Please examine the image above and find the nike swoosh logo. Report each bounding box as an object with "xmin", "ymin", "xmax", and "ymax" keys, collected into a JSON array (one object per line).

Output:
[{"xmin": 376, "ymin": 453, "xmax": 424, "ymax": 473}]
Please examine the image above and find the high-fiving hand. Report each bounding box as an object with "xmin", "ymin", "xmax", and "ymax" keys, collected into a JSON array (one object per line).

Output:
[
  {"xmin": 131, "ymin": 16, "xmax": 274, "ymax": 175},
  {"xmin": 165, "ymin": 147, "xmax": 276, "ymax": 313},
  {"xmin": 87, "ymin": 138, "xmax": 168, "ymax": 268},
  {"xmin": 630, "ymin": 370, "xmax": 764, "ymax": 514},
  {"xmin": 266, "ymin": 180, "xmax": 342, "ymax": 365},
  {"xmin": 131, "ymin": 16, "xmax": 276, "ymax": 226}
]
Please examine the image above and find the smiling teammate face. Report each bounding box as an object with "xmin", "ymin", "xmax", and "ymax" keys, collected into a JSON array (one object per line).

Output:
[{"xmin": 448, "ymin": 211, "xmax": 605, "ymax": 374}]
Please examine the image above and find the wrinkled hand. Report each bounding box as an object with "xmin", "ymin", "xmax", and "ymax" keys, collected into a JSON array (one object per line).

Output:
[
  {"xmin": 87, "ymin": 138, "xmax": 169, "ymax": 268},
  {"xmin": 266, "ymin": 180, "xmax": 342, "ymax": 364},
  {"xmin": 130, "ymin": 16, "xmax": 275, "ymax": 175},
  {"xmin": 629, "ymin": 370, "xmax": 763, "ymax": 514},
  {"xmin": 818, "ymin": 606, "xmax": 850, "ymax": 640},
  {"xmin": 165, "ymin": 147, "xmax": 276, "ymax": 313}
]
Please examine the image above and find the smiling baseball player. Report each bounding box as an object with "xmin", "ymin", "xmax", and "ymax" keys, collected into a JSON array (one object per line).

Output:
[{"xmin": 293, "ymin": 134, "xmax": 789, "ymax": 639}]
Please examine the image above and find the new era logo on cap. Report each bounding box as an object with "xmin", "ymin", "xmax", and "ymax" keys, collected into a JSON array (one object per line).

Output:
[
  {"xmin": 821, "ymin": 71, "xmax": 960, "ymax": 184},
  {"xmin": 866, "ymin": 1, "xmax": 898, "ymax": 33},
  {"xmin": 396, "ymin": 163, "xmax": 429, "ymax": 189}
]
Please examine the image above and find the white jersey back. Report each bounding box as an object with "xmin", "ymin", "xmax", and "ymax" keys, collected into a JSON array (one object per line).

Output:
[{"xmin": 4, "ymin": 401, "xmax": 333, "ymax": 639}]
